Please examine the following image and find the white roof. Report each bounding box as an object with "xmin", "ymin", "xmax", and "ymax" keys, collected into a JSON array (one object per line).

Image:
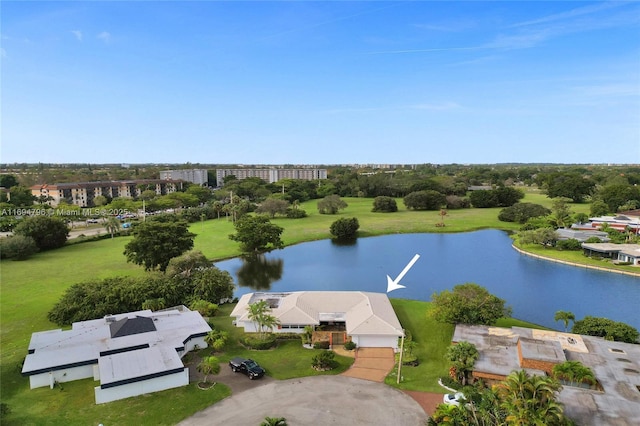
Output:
[
  {"xmin": 231, "ymin": 291, "xmax": 403, "ymax": 337},
  {"xmin": 99, "ymin": 346, "xmax": 184, "ymax": 386},
  {"xmin": 22, "ymin": 308, "xmax": 210, "ymax": 379}
]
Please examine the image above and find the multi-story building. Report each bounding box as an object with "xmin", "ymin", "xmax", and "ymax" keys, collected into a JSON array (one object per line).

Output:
[
  {"xmin": 159, "ymin": 169, "xmax": 208, "ymax": 186},
  {"xmin": 215, "ymin": 168, "xmax": 327, "ymax": 187},
  {"xmin": 30, "ymin": 179, "xmax": 183, "ymax": 207}
]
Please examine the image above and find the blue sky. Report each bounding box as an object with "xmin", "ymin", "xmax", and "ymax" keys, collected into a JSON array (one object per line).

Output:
[{"xmin": 2, "ymin": 1, "xmax": 639, "ymax": 165}]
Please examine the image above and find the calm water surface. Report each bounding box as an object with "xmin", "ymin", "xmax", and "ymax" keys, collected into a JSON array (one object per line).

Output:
[{"xmin": 215, "ymin": 230, "xmax": 640, "ymax": 330}]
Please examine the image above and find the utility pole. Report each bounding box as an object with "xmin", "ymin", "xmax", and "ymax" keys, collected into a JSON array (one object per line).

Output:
[{"xmin": 397, "ymin": 329, "xmax": 405, "ymax": 384}]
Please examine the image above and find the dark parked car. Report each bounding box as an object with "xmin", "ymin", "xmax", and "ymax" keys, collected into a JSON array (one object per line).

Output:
[{"xmin": 229, "ymin": 357, "xmax": 265, "ymax": 380}]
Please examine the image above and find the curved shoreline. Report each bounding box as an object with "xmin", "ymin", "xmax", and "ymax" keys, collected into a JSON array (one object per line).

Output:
[{"xmin": 512, "ymin": 244, "xmax": 640, "ymax": 277}]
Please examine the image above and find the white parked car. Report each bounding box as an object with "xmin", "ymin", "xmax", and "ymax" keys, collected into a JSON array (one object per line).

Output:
[{"xmin": 443, "ymin": 392, "xmax": 466, "ymax": 406}]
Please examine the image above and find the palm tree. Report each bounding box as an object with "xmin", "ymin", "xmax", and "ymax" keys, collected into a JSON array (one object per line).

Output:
[
  {"xmin": 246, "ymin": 300, "xmax": 280, "ymax": 339},
  {"xmin": 104, "ymin": 217, "xmax": 120, "ymax": 238},
  {"xmin": 260, "ymin": 417, "xmax": 288, "ymax": 426},
  {"xmin": 495, "ymin": 370, "xmax": 567, "ymax": 426},
  {"xmin": 197, "ymin": 356, "xmax": 220, "ymax": 383},
  {"xmin": 445, "ymin": 341, "xmax": 479, "ymax": 386},
  {"xmin": 204, "ymin": 329, "xmax": 229, "ymax": 352},
  {"xmin": 554, "ymin": 311, "xmax": 575, "ymax": 332},
  {"xmin": 552, "ymin": 361, "xmax": 596, "ymax": 387}
]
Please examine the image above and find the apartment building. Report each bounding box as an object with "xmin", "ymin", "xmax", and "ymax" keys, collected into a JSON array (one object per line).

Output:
[
  {"xmin": 159, "ymin": 169, "xmax": 208, "ymax": 186},
  {"xmin": 215, "ymin": 168, "xmax": 327, "ymax": 187},
  {"xmin": 30, "ymin": 179, "xmax": 183, "ymax": 207}
]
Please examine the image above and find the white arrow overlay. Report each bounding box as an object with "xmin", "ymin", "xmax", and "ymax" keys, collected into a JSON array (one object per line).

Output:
[{"xmin": 386, "ymin": 254, "xmax": 421, "ymax": 293}]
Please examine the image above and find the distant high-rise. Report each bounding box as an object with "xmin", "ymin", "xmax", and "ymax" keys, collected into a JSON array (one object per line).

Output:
[
  {"xmin": 160, "ymin": 169, "xmax": 208, "ymax": 186},
  {"xmin": 215, "ymin": 168, "xmax": 327, "ymax": 187}
]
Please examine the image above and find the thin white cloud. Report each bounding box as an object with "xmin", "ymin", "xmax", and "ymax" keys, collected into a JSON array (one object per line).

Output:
[
  {"xmin": 71, "ymin": 30, "xmax": 83, "ymax": 41},
  {"xmin": 411, "ymin": 102, "xmax": 461, "ymax": 111},
  {"xmin": 508, "ymin": 1, "xmax": 625, "ymax": 28},
  {"xmin": 97, "ymin": 31, "xmax": 111, "ymax": 43}
]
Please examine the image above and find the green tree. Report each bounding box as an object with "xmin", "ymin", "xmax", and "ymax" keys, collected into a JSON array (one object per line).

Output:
[
  {"xmin": 104, "ymin": 217, "xmax": 120, "ymax": 238},
  {"xmin": 93, "ymin": 195, "xmax": 109, "ymax": 206},
  {"xmin": 256, "ymin": 198, "xmax": 290, "ymax": 218},
  {"xmin": 141, "ymin": 297, "xmax": 166, "ymax": 311},
  {"xmin": 430, "ymin": 283, "xmax": 512, "ymax": 325},
  {"xmin": 372, "ymin": 196, "xmax": 398, "ymax": 212},
  {"xmin": 247, "ymin": 300, "xmax": 280, "ymax": 339},
  {"xmin": 469, "ymin": 190, "xmax": 499, "ymax": 208},
  {"xmin": 541, "ymin": 172, "xmax": 595, "ymax": 203},
  {"xmin": 0, "ymin": 174, "xmax": 18, "ymax": 188},
  {"xmin": 260, "ymin": 417, "xmax": 288, "ymax": 426},
  {"xmin": 445, "ymin": 341, "xmax": 479, "ymax": 386},
  {"xmin": 317, "ymin": 194, "xmax": 348, "ymax": 214},
  {"xmin": 554, "ymin": 311, "xmax": 575, "ymax": 332},
  {"xmin": 14, "ymin": 216, "xmax": 68, "ymax": 251},
  {"xmin": 589, "ymin": 200, "xmax": 609, "ymax": 216},
  {"xmin": 403, "ymin": 190, "xmax": 446, "ymax": 210},
  {"xmin": 0, "ymin": 235, "xmax": 38, "ymax": 260},
  {"xmin": 572, "ymin": 316, "xmax": 639, "ymax": 343},
  {"xmin": 123, "ymin": 219, "xmax": 196, "ymax": 271},
  {"xmin": 330, "ymin": 217, "xmax": 360, "ymax": 240},
  {"xmin": 498, "ymin": 203, "xmax": 551, "ymax": 224},
  {"xmin": 197, "ymin": 356, "xmax": 220, "ymax": 383},
  {"xmin": 190, "ymin": 299, "xmax": 219, "ymax": 317},
  {"xmin": 204, "ymin": 329, "xmax": 229, "ymax": 352},
  {"xmin": 549, "ymin": 198, "xmax": 573, "ymax": 228},
  {"xmin": 311, "ymin": 350, "xmax": 337, "ymax": 370},
  {"xmin": 517, "ymin": 228, "xmax": 558, "ymax": 247},
  {"xmin": 7, "ymin": 186, "xmax": 36, "ymax": 207},
  {"xmin": 495, "ymin": 370, "xmax": 568, "ymax": 426},
  {"xmin": 190, "ymin": 267, "xmax": 235, "ymax": 304},
  {"xmin": 186, "ymin": 185, "xmax": 213, "ymax": 204},
  {"xmin": 494, "ymin": 187, "xmax": 524, "ymax": 207},
  {"xmin": 166, "ymin": 250, "xmax": 210, "ymax": 277},
  {"xmin": 229, "ymin": 215, "xmax": 284, "ymax": 252},
  {"xmin": 596, "ymin": 184, "xmax": 640, "ymax": 213}
]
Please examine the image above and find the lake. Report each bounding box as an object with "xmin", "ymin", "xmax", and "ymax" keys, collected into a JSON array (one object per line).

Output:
[{"xmin": 215, "ymin": 230, "xmax": 640, "ymax": 331}]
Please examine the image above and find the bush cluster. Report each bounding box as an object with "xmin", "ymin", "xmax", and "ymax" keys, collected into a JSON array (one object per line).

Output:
[
  {"xmin": 343, "ymin": 341, "xmax": 356, "ymax": 351},
  {"xmin": 313, "ymin": 341, "xmax": 330, "ymax": 349},
  {"xmin": 241, "ymin": 334, "xmax": 277, "ymax": 350}
]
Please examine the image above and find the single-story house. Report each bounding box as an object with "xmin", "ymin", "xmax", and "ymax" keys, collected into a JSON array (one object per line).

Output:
[
  {"xmin": 230, "ymin": 291, "xmax": 404, "ymax": 350},
  {"xmin": 452, "ymin": 325, "xmax": 640, "ymax": 426},
  {"xmin": 581, "ymin": 243, "xmax": 640, "ymax": 265},
  {"xmin": 21, "ymin": 306, "xmax": 211, "ymax": 404},
  {"xmin": 557, "ymin": 228, "xmax": 610, "ymax": 242},
  {"xmin": 573, "ymin": 215, "xmax": 640, "ymax": 234}
]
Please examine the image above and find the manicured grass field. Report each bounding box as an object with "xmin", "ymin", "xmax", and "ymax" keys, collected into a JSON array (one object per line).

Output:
[{"xmin": 0, "ymin": 194, "xmax": 630, "ymax": 423}]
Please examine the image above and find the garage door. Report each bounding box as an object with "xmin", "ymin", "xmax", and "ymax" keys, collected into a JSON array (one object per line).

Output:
[{"xmin": 354, "ymin": 335, "xmax": 397, "ymax": 349}]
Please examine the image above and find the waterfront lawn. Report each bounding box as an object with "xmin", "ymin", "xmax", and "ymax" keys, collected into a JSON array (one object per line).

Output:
[
  {"xmin": 385, "ymin": 299, "xmax": 454, "ymax": 393},
  {"xmin": 205, "ymin": 304, "xmax": 354, "ymax": 379}
]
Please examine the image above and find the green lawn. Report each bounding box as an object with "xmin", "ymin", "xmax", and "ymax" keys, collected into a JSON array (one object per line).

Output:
[
  {"xmin": 384, "ymin": 299, "xmax": 454, "ymax": 393},
  {"xmin": 0, "ymin": 194, "xmax": 633, "ymax": 423}
]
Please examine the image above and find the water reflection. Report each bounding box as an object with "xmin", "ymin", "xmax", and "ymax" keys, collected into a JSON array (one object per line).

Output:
[
  {"xmin": 330, "ymin": 238, "xmax": 358, "ymax": 247},
  {"xmin": 236, "ymin": 253, "xmax": 284, "ymax": 290}
]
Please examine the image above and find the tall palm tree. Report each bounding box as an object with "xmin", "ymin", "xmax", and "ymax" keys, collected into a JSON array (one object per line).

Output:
[
  {"xmin": 554, "ymin": 311, "xmax": 575, "ymax": 332},
  {"xmin": 104, "ymin": 217, "xmax": 120, "ymax": 238},
  {"xmin": 246, "ymin": 300, "xmax": 280, "ymax": 339}
]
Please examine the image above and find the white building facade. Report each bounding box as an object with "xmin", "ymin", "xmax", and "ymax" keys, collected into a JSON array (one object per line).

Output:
[{"xmin": 22, "ymin": 307, "xmax": 210, "ymax": 404}]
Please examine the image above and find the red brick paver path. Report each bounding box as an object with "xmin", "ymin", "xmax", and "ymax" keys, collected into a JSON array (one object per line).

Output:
[{"xmin": 403, "ymin": 390, "xmax": 445, "ymax": 416}]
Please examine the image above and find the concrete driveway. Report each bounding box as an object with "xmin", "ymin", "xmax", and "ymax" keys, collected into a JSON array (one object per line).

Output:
[
  {"xmin": 341, "ymin": 347, "xmax": 396, "ymax": 382},
  {"xmin": 178, "ymin": 375, "xmax": 427, "ymax": 426}
]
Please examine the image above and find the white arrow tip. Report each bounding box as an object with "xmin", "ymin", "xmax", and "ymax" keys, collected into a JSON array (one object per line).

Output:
[{"xmin": 386, "ymin": 275, "xmax": 406, "ymax": 293}]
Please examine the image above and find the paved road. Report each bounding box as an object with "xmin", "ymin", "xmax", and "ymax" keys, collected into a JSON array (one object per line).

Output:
[{"xmin": 178, "ymin": 375, "xmax": 427, "ymax": 426}]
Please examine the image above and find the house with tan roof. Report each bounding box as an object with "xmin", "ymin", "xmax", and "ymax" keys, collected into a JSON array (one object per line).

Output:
[{"xmin": 230, "ymin": 291, "xmax": 404, "ymax": 350}]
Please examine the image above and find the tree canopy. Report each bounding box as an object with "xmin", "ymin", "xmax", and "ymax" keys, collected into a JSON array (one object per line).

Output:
[
  {"xmin": 123, "ymin": 219, "xmax": 196, "ymax": 271},
  {"xmin": 430, "ymin": 283, "xmax": 512, "ymax": 325},
  {"xmin": 572, "ymin": 316, "xmax": 639, "ymax": 343},
  {"xmin": 13, "ymin": 216, "xmax": 68, "ymax": 251},
  {"xmin": 329, "ymin": 217, "xmax": 360, "ymax": 240},
  {"xmin": 372, "ymin": 196, "xmax": 398, "ymax": 212},
  {"xmin": 403, "ymin": 190, "xmax": 446, "ymax": 210},
  {"xmin": 317, "ymin": 194, "xmax": 348, "ymax": 214},
  {"xmin": 229, "ymin": 215, "xmax": 284, "ymax": 252}
]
